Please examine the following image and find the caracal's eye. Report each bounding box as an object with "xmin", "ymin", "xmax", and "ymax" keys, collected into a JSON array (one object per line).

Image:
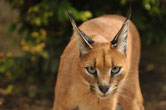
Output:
[
  {"xmin": 111, "ymin": 67, "xmax": 122, "ymax": 77},
  {"xmin": 86, "ymin": 66, "xmax": 97, "ymax": 77}
]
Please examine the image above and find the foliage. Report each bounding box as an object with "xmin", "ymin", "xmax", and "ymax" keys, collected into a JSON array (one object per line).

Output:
[{"xmin": 0, "ymin": 0, "xmax": 166, "ymax": 95}]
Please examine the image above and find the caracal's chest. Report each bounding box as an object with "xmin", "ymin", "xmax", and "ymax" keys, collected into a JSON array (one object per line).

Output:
[{"xmin": 70, "ymin": 89, "xmax": 116, "ymax": 110}]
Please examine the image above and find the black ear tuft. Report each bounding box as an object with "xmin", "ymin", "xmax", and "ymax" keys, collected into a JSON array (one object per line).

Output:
[
  {"xmin": 66, "ymin": 10, "xmax": 94, "ymax": 54},
  {"xmin": 111, "ymin": 8, "xmax": 131, "ymax": 54}
]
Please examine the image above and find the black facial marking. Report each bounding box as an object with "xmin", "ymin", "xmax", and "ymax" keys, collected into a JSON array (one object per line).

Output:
[
  {"xmin": 102, "ymin": 49, "xmax": 105, "ymax": 66},
  {"xmin": 98, "ymin": 98, "xmax": 100, "ymax": 104},
  {"xmin": 73, "ymin": 106, "xmax": 79, "ymax": 110},
  {"xmin": 94, "ymin": 59, "xmax": 96, "ymax": 68},
  {"xmin": 97, "ymin": 79, "xmax": 99, "ymax": 84},
  {"xmin": 114, "ymin": 83, "xmax": 118, "ymax": 91},
  {"xmin": 93, "ymin": 72, "xmax": 97, "ymax": 78},
  {"xmin": 111, "ymin": 59, "xmax": 115, "ymax": 67},
  {"xmin": 90, "ymin": 85, "xmax": 95, "ymax": 93}
]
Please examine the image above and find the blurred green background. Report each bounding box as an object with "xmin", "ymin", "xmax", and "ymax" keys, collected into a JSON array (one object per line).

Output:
[{"xmin": 0, "ymin": 0, "xmax": 166, "ymax": 110}]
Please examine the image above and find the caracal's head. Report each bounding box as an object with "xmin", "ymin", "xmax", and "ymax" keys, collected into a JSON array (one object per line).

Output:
[{"xmin": 67, "ymin": 11, "xmax": 130, "ymax": 99}]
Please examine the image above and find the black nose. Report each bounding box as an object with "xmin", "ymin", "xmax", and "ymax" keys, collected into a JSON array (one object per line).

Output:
[{"xmin": 98, "ymin": 85, "xmax": 109, "ymax": 94}]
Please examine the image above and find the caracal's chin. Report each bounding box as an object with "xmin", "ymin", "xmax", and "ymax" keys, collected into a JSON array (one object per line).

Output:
[
  {"xmin": 97, "ymin": 94, "xmax": 111, "ymax": 99},
  {"xmin": 96, "ymin": 92, "xmax": 116, "ymax": 99}
]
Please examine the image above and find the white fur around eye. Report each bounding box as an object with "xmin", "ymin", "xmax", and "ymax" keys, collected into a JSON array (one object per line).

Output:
[{"xmin": 85, "ymin": 69, "xmax": 93, "ymax": 77}]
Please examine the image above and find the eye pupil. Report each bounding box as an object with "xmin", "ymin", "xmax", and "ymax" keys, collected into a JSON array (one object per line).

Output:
[
  {"xmin": 111, "ymin": 66, "xmax": 121, "ymax": 77},
  {"xmin": 86, "ymin": 66, "xmax": 97, "ymax": 77}
]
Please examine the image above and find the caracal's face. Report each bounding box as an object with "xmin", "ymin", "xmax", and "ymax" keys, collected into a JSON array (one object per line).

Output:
[
  {"xmin": 66, "ymin": 10, "xmax": 130, "ymax": 100},
  {"xmin": 79, "ymin": 42, "xmax": 127, "ymax": 99}
]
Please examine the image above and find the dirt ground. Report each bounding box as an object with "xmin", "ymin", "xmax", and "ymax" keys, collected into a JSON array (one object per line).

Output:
[
  {"xmin": 0, "ymin": 44, "xmax": 166, "ymax": 110},
  {"xmin": 140, "ymin": 44, "xmax": 166, "ymax": 110}
]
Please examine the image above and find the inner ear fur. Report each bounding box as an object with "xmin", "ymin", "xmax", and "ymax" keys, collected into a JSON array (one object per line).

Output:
[{"xmin": 111, "ymin": 9, "xmax": 131, "ymax": 55}]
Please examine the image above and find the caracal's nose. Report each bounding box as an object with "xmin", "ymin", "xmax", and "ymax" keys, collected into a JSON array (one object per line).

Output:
[{"xmin": 98, "ymin": 85, "xmax": 109, "ymax": 94}]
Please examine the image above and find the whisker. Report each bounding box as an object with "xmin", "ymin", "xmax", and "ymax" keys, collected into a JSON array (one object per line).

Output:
[
  {"xmin": 128, "ymin": 69, "xmax": 144, "ymax": 73},
  {"xmin": 118, "ymin": 79, "xmax": 135, "ymax": 85},
  {"xmin": 124, "ymin": 77, "xmax": 136, "ymax": 80},
  {"xmin": 117, "ymin": 90, "xmax": 132, "ymax": 104},
  {"xmin": 123, "ymin": 78, "xmax": 136, "ymax": 82},
  {"xmin": 80, "ymin": 91, "xmax": 91, "ymax": 98},
  {"xmin": 128, "ymin": 69, "xmax": 138, "ymax": 71},
  {"xmin": 128, "ymin": 71, "xmax": 138, "ymax": 72},
  {"xmin": 122, "ymin": 84, "xmax": 134, "ymax": 88}
]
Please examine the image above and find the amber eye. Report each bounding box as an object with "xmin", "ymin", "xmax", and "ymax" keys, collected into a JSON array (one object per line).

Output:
[
  {"xmin": 111, "ymin": 67, "xmax": 121, "ymax": 76},
  {"xmin": 86, "ymin": 66, "xmax": 97, "ymax": 77}
]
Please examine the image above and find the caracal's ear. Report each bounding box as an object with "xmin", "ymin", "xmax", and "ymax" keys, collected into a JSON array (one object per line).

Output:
[
  {"xmin": 111, "ymin": 9, "xmax": 131, "ymax": 55},
  {"xmin": 66, "ymin": 10, "xmax": 94, "ymax": 55}
]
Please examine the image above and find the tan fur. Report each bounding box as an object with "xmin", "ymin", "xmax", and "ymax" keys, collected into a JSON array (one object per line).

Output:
[{"xmin": 53, "ymin": 15, "xmax": 144, "ymax": 110}]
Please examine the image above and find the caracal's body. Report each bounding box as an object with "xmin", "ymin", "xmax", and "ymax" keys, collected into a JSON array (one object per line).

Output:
[{"xmin": 53, "ymin": 14, "xmax": 144, "ymax": 110}]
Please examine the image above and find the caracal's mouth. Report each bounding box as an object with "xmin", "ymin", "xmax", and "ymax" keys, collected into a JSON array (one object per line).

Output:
[{"xmin": 97, "ymin": 94, "xmax": 110, "ymax": 99}]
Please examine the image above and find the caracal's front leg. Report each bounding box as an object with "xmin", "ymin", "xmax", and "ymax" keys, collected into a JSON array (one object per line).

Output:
[{"xmin": 119, "ymin": 71, "xmax": 145, "ymax": 110}]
